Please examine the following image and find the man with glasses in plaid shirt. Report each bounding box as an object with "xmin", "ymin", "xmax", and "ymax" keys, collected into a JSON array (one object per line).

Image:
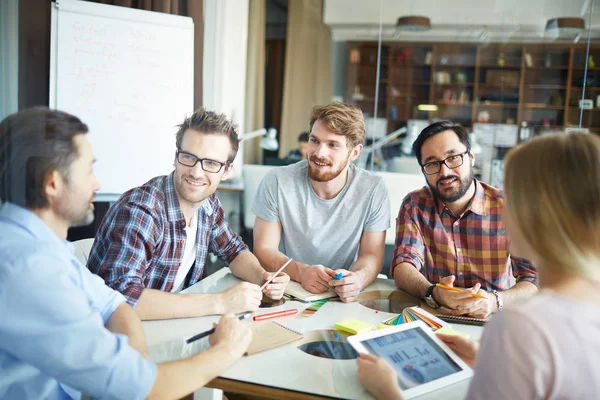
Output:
[
  {"xmin": 390, "ymin": 120, "xmax": 537, "ymax": 319},
  {"xmin": 88, "ymin": 109, "xmax": 289, "ymax": 320}
]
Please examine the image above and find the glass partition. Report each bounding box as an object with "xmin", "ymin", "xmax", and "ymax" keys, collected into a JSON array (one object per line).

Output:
[{"xmin": 336, "ymin": 0, "xmax": 599, "ymax": 187}]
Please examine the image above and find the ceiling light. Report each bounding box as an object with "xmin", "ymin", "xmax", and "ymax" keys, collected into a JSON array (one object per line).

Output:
[
  {"xmin": 396, "ymin": 16, "xmax": 431, "ymax": 33},
  {"xmin": 545, "ymin": 17, "xmax": 585, "ymax": 37}
]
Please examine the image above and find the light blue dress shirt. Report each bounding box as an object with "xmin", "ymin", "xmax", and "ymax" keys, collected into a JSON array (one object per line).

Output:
[{"xmin": 0, "ymin": 203, "xmax": 157, "ymax": 399}]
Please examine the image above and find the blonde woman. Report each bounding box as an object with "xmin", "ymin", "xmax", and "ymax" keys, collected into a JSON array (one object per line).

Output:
[{"xmin": 357, "ymin": 133, "xmax": 600, "ymax": 400}]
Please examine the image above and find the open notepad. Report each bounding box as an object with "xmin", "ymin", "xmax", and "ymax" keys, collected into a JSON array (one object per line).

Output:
[
  {"xmin": 419, "ymin": 303, "xmax": 490, "ymax": 326},
  {"xmin": 245, "ymin": 321, "xmax": 303, "ymax": 356},
  {"xmin": 283, "ymin": 280, "xmax": 338, "ymax": 302}
]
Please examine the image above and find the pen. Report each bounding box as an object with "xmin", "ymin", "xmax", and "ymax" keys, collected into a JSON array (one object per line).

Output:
[
  {"xmin": 260, "ymin": 258, "xmax": 293, "ymax": 291},
  {"xmin": 436, "ymin": 283, "xmax": 485, "ymax": 299},
  {"xmin": 253, "ymin": 308, "xmax": 298, "ymax": 321},
  {"xmin": 186, "ymin": 313, "xmax": 252, "ymax": 344},
  {"xmin": 333, "ymin": 272, "xmax": 344, "ymax": 280}
]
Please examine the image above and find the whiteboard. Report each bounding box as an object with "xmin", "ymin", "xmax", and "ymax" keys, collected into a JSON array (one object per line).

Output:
[{"xmin": 50, "ymin": 0, "xmax": 194, "ymax": 200}]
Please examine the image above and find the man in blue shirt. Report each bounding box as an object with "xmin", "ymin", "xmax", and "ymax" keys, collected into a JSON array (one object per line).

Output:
[{"xmin": 0, "ymin": 107, "xmax": 252, "ymax": 399}]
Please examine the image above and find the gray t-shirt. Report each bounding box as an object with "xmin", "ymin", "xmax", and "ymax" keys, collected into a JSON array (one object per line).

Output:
[{"xmin": 252, "ymin": 161, "xmax": 390, "ymax": 269}]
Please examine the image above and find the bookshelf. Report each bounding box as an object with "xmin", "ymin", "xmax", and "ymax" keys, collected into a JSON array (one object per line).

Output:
[{"xmin": 347, "ymin": 42, "xmax": 600, "ymax": 135}]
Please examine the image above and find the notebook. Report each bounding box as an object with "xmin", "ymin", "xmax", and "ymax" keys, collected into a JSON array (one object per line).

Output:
[
  {"xmin": 419, "ymin": 302, "xmax": 490, "ymax": 326},
  {"xmin": 245, "ymin": 321, "xmax": 304, "ymax": 356},
  {"xmin": 283, "ymin": 280, "xmax": 338, "ymax": 302}
]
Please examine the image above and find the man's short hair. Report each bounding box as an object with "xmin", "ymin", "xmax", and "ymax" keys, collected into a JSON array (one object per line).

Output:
[
  {"xmin": 412, "ymin": 120, "xmax": 471, "ymax": 165},
  {"xmin": 0, "ymin": 107, "xmax": 87, "ymax": 208},
  {"xmin": 175, "ymin": 108, "xmax": 240, "ymax": 163},
  {"xmin": 309, "ymin": 102, "xmax": 366, "ymax": 148},
  {"xmin": 298, "ymin": 132, "xmax": 309, "ymax": 143}
]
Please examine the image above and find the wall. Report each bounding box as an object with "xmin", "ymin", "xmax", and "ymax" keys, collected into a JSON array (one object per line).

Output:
[
  {"xmin": 330, "ymin": 40, "xmax": 348, "ymax": 101},
  {"xmin": 323, "ymin": 0, "xmax": 598, "ymax": 42},
  {"xmin": 203, "ymin": 0, "xmax": 251, "ymax": 235},
  {"xmin": 266, "ymin": 0, "xmax": 287, "ymax": 40},
  {"xmin": 0, "ymin": 0, "xmax": 19, "ymax": 120},
  {"xmin": 203, "ymin": 0, "xmax": 250, "ymax": 179},
  {"xmin": 323, "ymin": 0, "xmax": 585, "ymax": 26},
  {"xmin": 18, "ymin": 0, "xmax": 51, "ymax": 109}
]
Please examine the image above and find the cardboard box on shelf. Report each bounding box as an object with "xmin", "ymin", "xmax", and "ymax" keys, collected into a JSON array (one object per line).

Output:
[{"xmin": 485, "ymin": 70, "xmax": 520, "ymax": 86}]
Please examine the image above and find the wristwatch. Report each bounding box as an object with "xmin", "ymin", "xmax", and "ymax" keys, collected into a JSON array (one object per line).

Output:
[
  {"xmin": 424, "ymin": 284, "xmax": 440, "ymax": 309},
  {"xmin": 492, "ymin": 290, "xmax": 504, "ymax": 311}
]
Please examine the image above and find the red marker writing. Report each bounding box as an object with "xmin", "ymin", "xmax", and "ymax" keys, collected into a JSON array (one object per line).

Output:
[{"xmin": 253, "ymin": 308, "xmax": 298, "ymax": 321}]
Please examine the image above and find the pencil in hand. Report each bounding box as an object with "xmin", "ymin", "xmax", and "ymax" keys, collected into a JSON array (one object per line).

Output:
[
  {"xmin": 260, "ymin": 258, "xmax": 293, "ymax": 291},
  {"xmin": 435, "ymin": 283, "xmax": 485, "ymax": 299},
  {"xmin": 186, "ymin": 313, "xmax": 252, "ymax": 344}
]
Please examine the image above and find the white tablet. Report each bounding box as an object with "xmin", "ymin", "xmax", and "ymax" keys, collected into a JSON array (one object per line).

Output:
[{"xmin": 348, "ymin": 320, "xmax": 473, "ymax": 399}]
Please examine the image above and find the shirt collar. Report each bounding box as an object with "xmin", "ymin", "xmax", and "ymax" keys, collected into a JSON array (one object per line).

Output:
[
  {"xmin": 165, "ymin": 172, "xmax": 213, "ymax": 223},
  {"xmin": 469, "ymin": 180, "xmax": 487, "ymax": 216},
  {"xmin": 0, "ymin": 202, "xmax": 74, "ymax": 251},
  {"xmin": 435, "ymin": 179, "xmax": 487, "ymax": 217}
]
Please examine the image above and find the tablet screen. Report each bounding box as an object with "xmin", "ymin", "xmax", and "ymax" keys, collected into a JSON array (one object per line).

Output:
[{"xmin": 361, "ymin": 327, "xmax": 463, "ymax": 390}]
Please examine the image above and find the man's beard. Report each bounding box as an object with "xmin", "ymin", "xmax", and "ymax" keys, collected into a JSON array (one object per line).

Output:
[
  {"xmin": 308, "ymin": 154, "xmax": 349, "ymax": 182},
  {"xmin": 428, "ymin": 169, "xmax": 474, "ymax": 203},
  {"xmin": 57, "ymin": 178, "xmax": 95, "ymax": 228},
  {"xmin": 59, "ymin": 196, "xmax": 95, "ymax": 228},
  {"xmin": 70, "ymin": 209, "xmax": 95, "ymax": 227}
]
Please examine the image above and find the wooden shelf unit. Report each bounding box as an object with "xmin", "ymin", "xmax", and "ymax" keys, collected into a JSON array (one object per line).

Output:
[{"xmin": 347, "ymin": 42, "xmax": 600, "ymax": 131}]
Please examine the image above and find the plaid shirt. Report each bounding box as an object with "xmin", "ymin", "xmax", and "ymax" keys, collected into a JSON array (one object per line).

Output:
[
  {"xmin": 87, "ymin": 173, "xmax": 248, "ymax": 306},
  {"xmin": 390, "ymin": 180, "xmax": 536, "ymax": 291}
]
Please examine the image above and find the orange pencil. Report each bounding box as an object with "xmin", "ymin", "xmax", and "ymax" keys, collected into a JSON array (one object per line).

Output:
[
  {"xmin": 253, "ymin": 308, "xmax": 298, "ymax": 321},
  {"xmin": 436, "ymin": 283, "xmax": 484, "ymax": 299}
]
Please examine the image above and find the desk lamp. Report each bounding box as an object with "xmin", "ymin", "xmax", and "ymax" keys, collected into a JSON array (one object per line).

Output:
[
  {"xmin": 242, "ymin": 128, "xmax": 279, "ymax": 151},
  {"xmin": 355, "ymin": 126, "xmax": 407, "ymax": 170}
]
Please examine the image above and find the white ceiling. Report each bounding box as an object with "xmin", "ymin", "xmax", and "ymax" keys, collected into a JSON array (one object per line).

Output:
[{"xmin": 324, "ymin": 0, "xmax": 600, "ymax": 42}]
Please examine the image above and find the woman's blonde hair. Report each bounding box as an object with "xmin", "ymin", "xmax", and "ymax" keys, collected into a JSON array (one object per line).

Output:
[{"xmin": 504, "ymin": 133, "xmax": 600, "ymax": 282}]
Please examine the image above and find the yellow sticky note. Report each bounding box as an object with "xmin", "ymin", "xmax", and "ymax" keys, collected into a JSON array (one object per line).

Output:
[
  {"xmin": 334, "ymin": 319, "xmax": 374, "ymax": 335},
  {"xmin": 435, "ymin": 326, "xmax": 470, "ymax": 339},
  {"xmin": 377, "ymin": 323, "xmax": 393, "ymax": 330}
]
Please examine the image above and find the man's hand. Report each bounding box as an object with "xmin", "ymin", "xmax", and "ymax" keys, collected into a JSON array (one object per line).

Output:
[
  {"xmin": 436, "ymin": 332, "xmax": 479, "ymax": 368},
  {"xmin": 455, "ymin": 290, "xmax": 497, "ymax": 319},
  {"xmin": 433, "ymin": 276, "xmax": 496, "ymax": 319},
  {"xmin": 261, "ymin": 271, "xmax": 290, "ymax": 300},
  {"xmin": 300, "ymin": 264, "xmax": 335, "ymax": 293},
  {"xmin": 356, "ymin": 353, "xmax": 405, "ymax": 400},
  {"xmin": 218, "ymin": 282, "xmax": 262, "ymax": 314},
  {"xmin": 328, "ymin": 269, "xmax": 363, "ymax": 303},
  {"xmin": 209, "ymin": 313, "xmax": 253, "ymax": 358}
]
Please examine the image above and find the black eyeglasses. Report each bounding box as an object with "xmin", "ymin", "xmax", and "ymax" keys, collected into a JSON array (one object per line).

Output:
[
  {"xmin": 421, "ymin": 151, "xmax": 469, "ymax": 175},
  {"xmin": 176, "ymin": 149, "xmax": 229, "ymax": 173}
]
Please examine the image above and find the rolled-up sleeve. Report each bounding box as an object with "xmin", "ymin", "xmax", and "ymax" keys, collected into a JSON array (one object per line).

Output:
[
  {"xmin": 390, "ymin": 199, "xmax": 426, "ymax": 277},
  {"xmin": 88, "ymin": 201, "xmax": 160, "ymax": 307},
  {"xmin": 83, "ymin": 263, "xmax": 128, "ymax": 324},
  {"xmin": 0, "ymin": 250, "xmax": 157, "ymax": 399},
  {"xmin": 209, "ymin": 197, "xmax": 249, "ymax": 265},
  {"xmin": 510, "ymin": 256, "xmax": 538, "ymax": 286}
]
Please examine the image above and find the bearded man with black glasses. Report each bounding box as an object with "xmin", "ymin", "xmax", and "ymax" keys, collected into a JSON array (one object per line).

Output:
[
  {"xmin": 88, "ymin": 108, "xmax": 289, "ymax": 320},
  {"xmin": 389, "ymin": 120, "xmax": 537, "ymax": 319}
]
